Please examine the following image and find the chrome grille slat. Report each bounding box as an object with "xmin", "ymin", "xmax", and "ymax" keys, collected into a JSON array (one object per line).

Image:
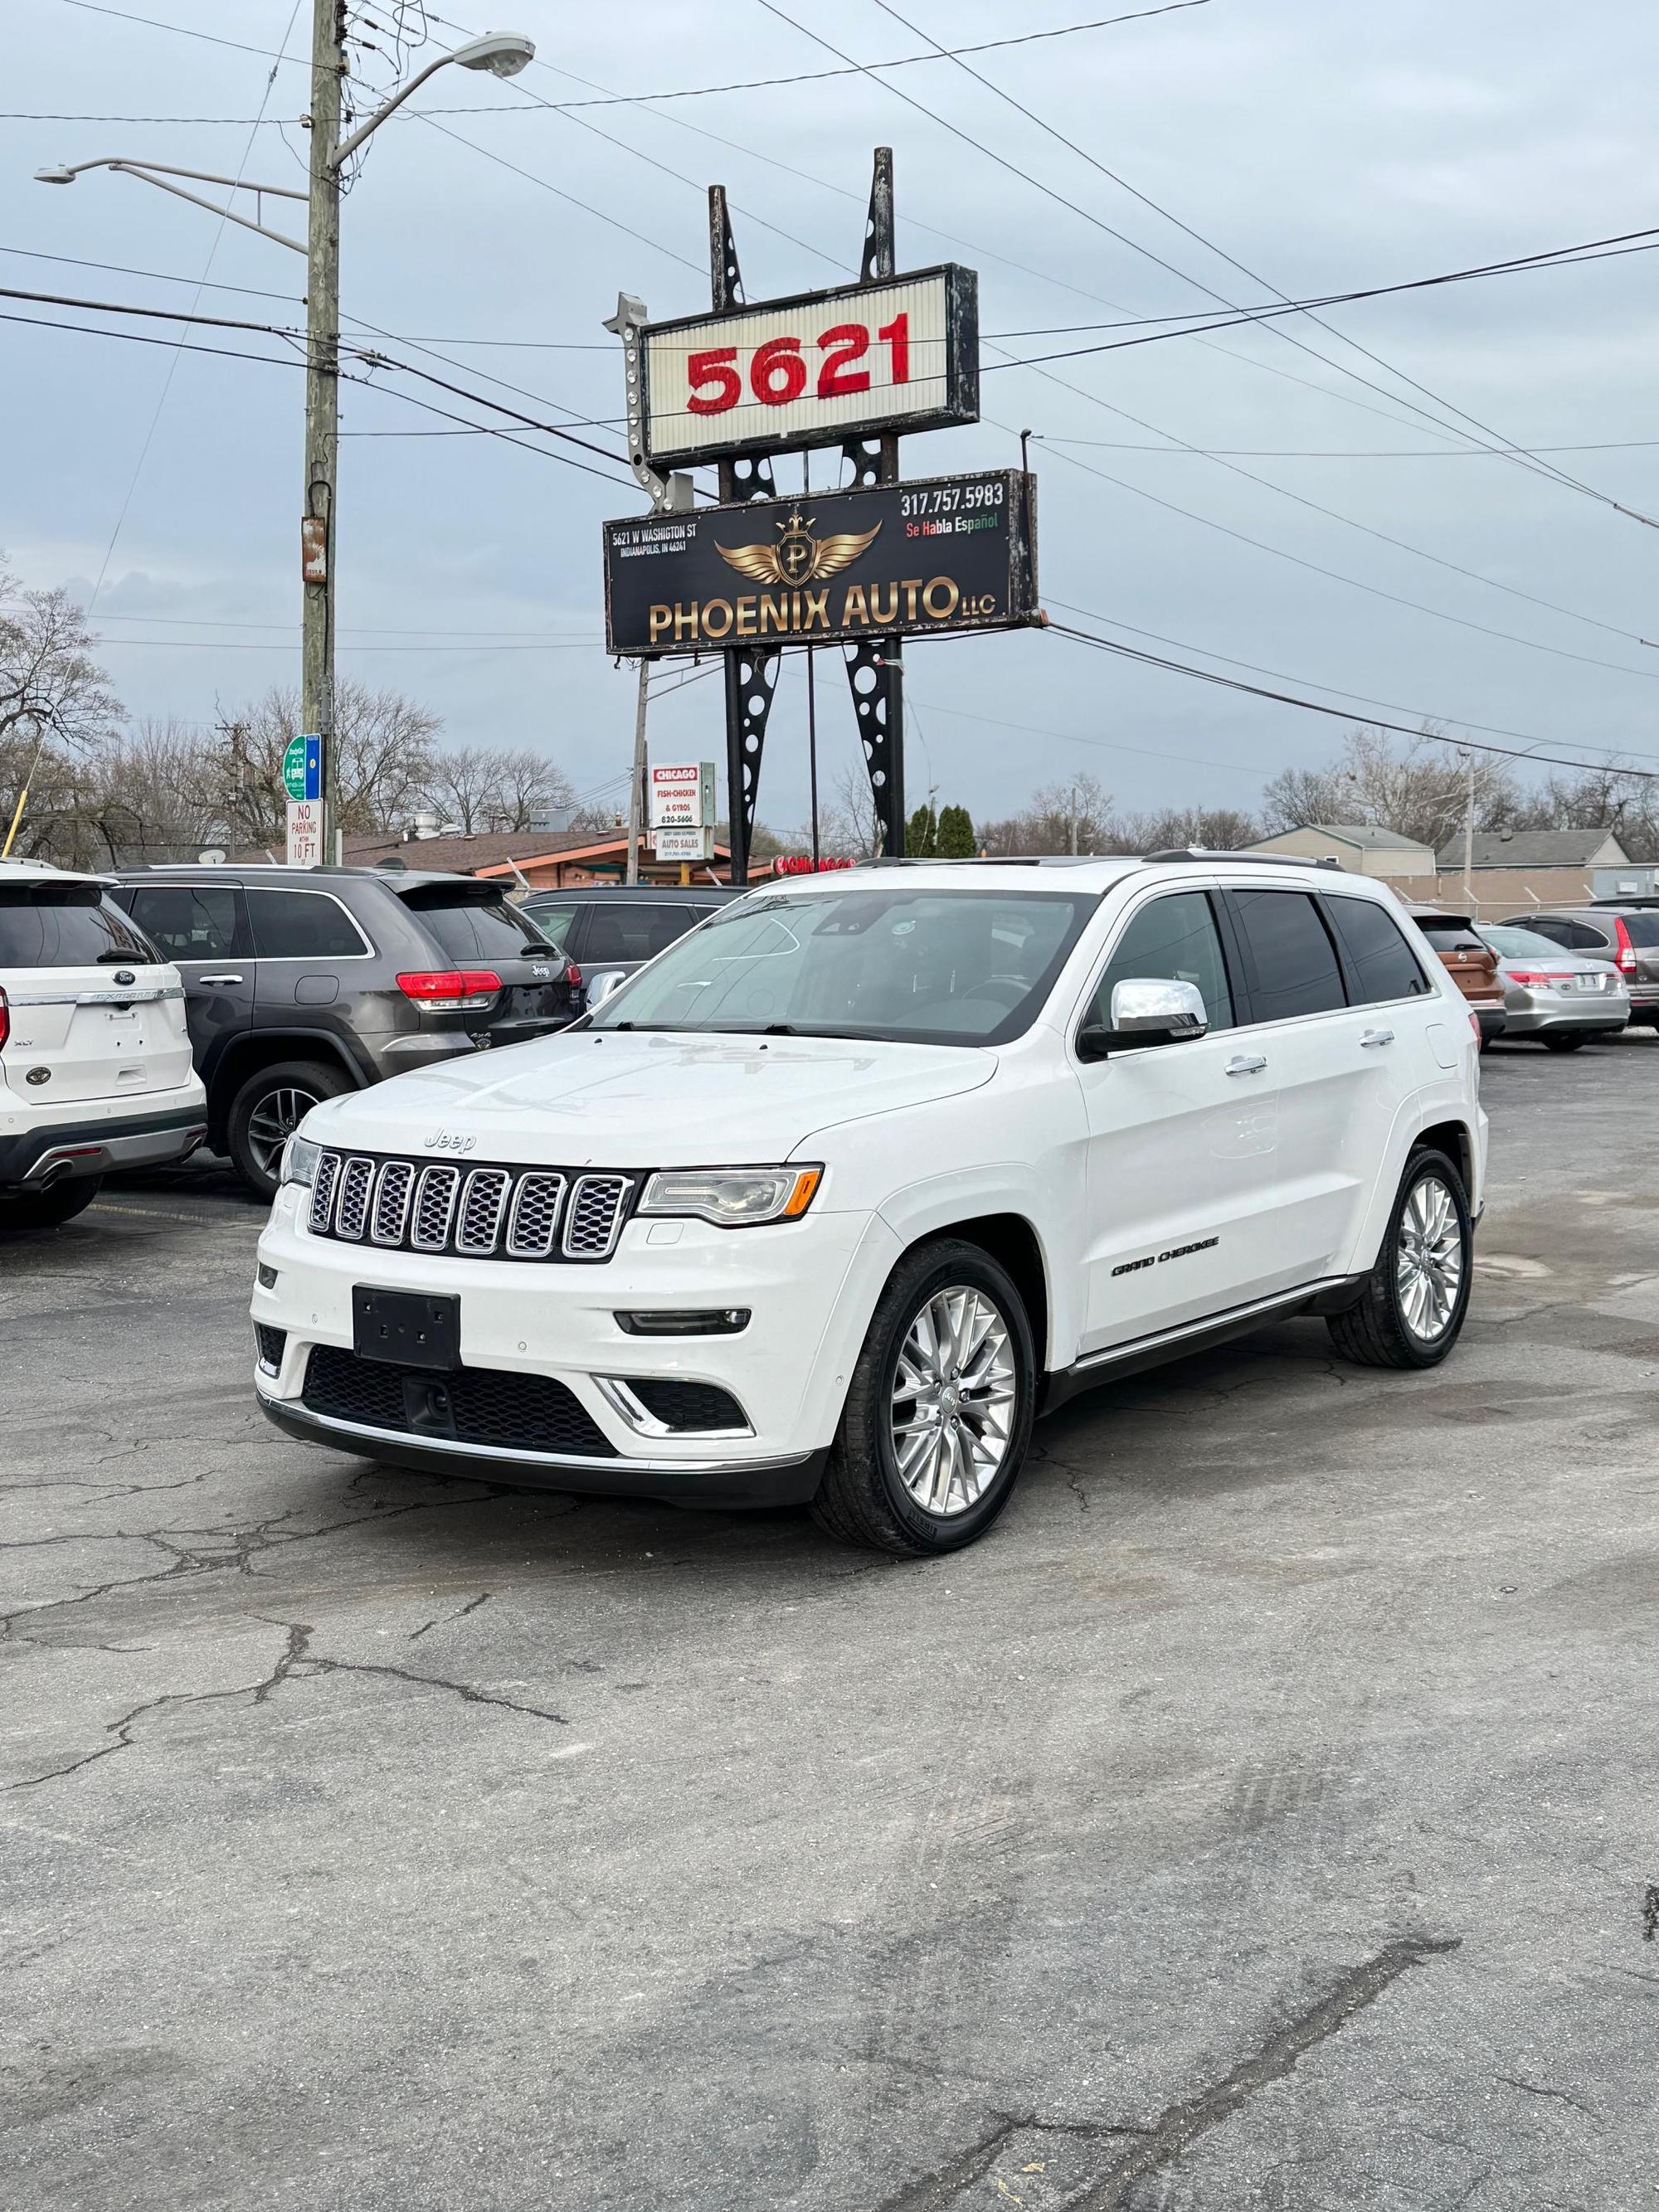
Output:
[
  {"xmin": 411, "ymin": 1164, "xmax": 461, "ymax": 1252},
  {"xmin": 371, "ymin": 1159, "xmax": 415, "ymax": 1247},
  {"xmin": 506, "ymin": 1171, "xmax": 565, "ymax": 1258},
  {"xmin": 457, "ymin": 1168, "xmax": 511, "ymax": 1256},
  {"xmin": 562, "ymin": 1174, "xmax": 632, "ymax": 1260},
  {"xmin": 306, "ymin": 1151, "xmax": 631, "ymax": 1262},
  {"xmin": 309, "ymin": 1149, "xmax": 342, "ymax": 1234},
  {"xmin": 334, "ymin": 1156, "xmax": 374, "ymax": 1241}
]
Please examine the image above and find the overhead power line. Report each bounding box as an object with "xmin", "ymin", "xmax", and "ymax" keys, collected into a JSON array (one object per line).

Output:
[
  {"xmin": 868, "ymin": 0, "xmax": 1659, "ymax": 528},
  {"xmin": 1047, "ymin": 620, "xmax": 1659, "ymax": 782}
]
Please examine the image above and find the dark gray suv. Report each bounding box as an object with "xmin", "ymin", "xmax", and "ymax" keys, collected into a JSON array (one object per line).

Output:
[{"xmin": 110, "ymin": 865, "xmax": 571, "ymax": 1197}]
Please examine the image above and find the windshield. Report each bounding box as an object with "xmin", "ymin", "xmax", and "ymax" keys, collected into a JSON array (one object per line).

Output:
[
  {"xmin": 1482, "ymin": 926, "xmax": 1573, "ymax": 959},
  {"xmin": 587, "ymin": 887, "xmax": 1095, "ymax": 1045}
]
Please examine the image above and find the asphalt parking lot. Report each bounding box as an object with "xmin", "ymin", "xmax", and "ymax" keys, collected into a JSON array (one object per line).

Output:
[{"xmin": 3, "ymin": 1033, "xmax": 1656, "ymax": 2211}]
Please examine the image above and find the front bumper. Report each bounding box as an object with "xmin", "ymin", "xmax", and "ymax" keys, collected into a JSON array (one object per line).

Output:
[
  {"xmin": 0, "ymin": 1096, "xmax": 208, "ymax": 1188},
  {"xmin": 251, "ymin": 1184, "xmax": 902, "ymax": 1505}
]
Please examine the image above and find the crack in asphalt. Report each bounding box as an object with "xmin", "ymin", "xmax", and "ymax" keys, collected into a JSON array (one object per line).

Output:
[
  {"xmin": 877, "ymin": 1933, "xmax": 1461, "ymax": 2212},
  {"xmin": 0, "ymin": 1486, "xmax": 519, "ymax": 1648},
  {"xmin": 1495, "ymin": 2073, "xmax": 1599, "ymax": 2119},
  {"xmin": 408, "ymin": 1591, "xmax": 492, "ymax": 1641},
  {"xmin": 5, "ymin": 1614, "xmax": 567, "ymax": 1791}
]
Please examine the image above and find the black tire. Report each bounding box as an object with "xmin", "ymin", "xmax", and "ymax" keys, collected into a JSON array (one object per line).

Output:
[
  {"xmin": 1540, "ymin": 1031, "xmax": 1589, "ymax": 1052},
  {"xmin": 226, "ymin": 1059, "xmax": 351, "ymax": 1201},
  {"xmin": 0, "ymin": 1175, "xmax": 103, "ymax": 1232},
  {"xmin": 810, "ymin": 1237, "xmax": 1036, "ymax": 1557},
  {"xmin": 1327, "ymin": 1147, "xmax": 1472, "ymax": 1372}
]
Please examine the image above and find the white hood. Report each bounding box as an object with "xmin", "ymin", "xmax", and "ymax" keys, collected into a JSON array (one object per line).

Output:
[{"xmin": 305, "ymin": 1028, "xmax": 995, "ymax": 1168}]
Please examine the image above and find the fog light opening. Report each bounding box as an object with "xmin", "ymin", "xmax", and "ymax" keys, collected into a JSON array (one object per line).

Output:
[{"xmin": 614, "ymin": 1308, "xmax": 751, "ymax": 1337}]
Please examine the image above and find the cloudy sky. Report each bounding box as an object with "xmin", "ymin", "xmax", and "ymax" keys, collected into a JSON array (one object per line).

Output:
[{"xmin": 5, "ymin": 0, "xmax": 1659, "ymax": 836}]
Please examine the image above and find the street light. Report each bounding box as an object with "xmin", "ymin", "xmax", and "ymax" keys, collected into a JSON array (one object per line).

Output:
[{"xmin": 33, "ymin": 16, "xmax": 535, "ymax": 869}]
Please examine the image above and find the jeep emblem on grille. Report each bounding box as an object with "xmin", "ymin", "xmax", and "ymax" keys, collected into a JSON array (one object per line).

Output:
[{"xmin": 424, "ymin": 1130, "xmax": 477, "ymax": 1155}]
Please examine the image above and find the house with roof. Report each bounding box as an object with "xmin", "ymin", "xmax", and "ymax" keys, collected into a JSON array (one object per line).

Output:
[
  {"xmin": 1243, "ymin": 823, "xmax": 1438, "ymax": 878},
  {"xmin": 1432, "ymin": 827, "xmax": 1630, "ymax": 873}
]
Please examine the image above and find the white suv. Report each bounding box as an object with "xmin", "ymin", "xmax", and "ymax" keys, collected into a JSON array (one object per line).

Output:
[
  {"xmin": 253, "ymin": 857, "xmax": 1486, "ymax": 1554},
  {"xmin": 0, "ymin": 859, "xmax": 207, "ymax": 1230}
]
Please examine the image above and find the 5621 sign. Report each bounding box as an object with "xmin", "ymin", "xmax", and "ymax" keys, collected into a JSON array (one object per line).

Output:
[{"xmin": 642, "ymin": 265, "xmax": 977, "ymax": 469}]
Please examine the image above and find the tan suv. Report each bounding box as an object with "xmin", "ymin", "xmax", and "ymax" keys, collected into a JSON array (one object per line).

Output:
[{"xmin": 1404, "ymin": 905, "xmax": 1506, "ymax": 1048}]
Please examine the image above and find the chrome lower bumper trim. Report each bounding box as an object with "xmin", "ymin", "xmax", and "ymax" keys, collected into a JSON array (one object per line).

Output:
[{"xmin": 255, "ymin": 1387, "xmax": 808, "ymax": 1480}]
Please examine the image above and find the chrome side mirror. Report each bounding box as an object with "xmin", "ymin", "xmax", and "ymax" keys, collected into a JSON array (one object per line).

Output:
[
  {"xmin": 586, "ymin": 968, "xmax": 628, "ymax": 1009},
  {"xmin": 1078, "ymin": 976, "xmax": 1209, "ymax": 1060}
]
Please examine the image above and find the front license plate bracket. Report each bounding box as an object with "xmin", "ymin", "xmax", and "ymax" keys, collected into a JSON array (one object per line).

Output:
[{"xmin": 353, "ymin": 1286, "xmax": 461, "ymax": 1370}]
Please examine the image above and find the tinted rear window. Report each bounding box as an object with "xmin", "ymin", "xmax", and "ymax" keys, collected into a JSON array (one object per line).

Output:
[
  {"xmin": 1324, "ymin": 896, "xmax": 1431, "ymax": 1002},
  {"xmin": 246, "ymin": 888, "xmax": 370, "ymax": 960},
  {"xmin": 1413, "ymin": 917, "xmax": 1483, "ymax": 949},
  {"xmin": 582, "ymin": 903, "xmax": 697, "ymax": 964},
  {"xmin": 1232, "ymin": 889, "xmax": 1345, "ymax": 1020},
  {"xmin": 401, "ymin": 892, "xmax": 550, "ymax": 962},
  {"xmin": 128, "ymin": 883, "xmax": 240, "ymax": 961},
  {"xmin": 0, "ymin": 883, "xmax": 155, "ymax": 968},
  {"xmin": 1618, "ymin": 915, "xmax": 1659, "ymax": 946}
]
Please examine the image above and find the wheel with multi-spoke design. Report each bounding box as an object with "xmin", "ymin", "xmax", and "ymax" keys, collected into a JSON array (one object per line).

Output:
[
  {"xmin": 811, "ymin": 1238, "xmax": 1035, "ymax": 1555},
  {"xmin": 1327, "ymin": 1147, "xmax": 1472, "ymax": 1370},
  {"xmin": 226, "ymin": 1059, "xmax": 351, "ymax": 1201}
]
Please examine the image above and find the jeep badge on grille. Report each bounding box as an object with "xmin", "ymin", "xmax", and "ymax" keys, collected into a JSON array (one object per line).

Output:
[{"xmin": 423, "ymin": 1130, "xmax": 477, "ymax": 1155}]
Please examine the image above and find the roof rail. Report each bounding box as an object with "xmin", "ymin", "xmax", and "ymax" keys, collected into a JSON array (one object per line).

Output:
[{"xmin": 1141, "ymin": 848, "xmax": 1342, "ymax": 869}]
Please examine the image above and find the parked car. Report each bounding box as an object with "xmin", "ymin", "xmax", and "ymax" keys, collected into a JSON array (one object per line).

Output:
[
  {"xmin": 1498, "ymin": 904, "xmax": 1659, "ymax": 1028},
  {"xmin": 109, "ymin": 865, "xmax": 573, "ymax": 1199},
  {"xmin": 254, "ymin": 855, "xmax": 1485, "ymax": 1556},
  {"xmin": 520, "ymin": 884, "xmax": 737, "ymax": 1009},
  {"xmin": 0, "ymin": 858, "xmax": 207, "ymax": 1231},
  {"xmin": 1404, "ymin": 904, "xmax": 1507, "ymax": 1046},
  {"xmin": 1477, "ymin": 923, "xmax": 1630, "ymax": 1049}
]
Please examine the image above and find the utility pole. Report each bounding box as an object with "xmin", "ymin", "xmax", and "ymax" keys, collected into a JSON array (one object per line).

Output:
[
  {"xmin": 625, "ymin": 664, "xmax": 649, "ymax": 886},
  {"xmin": 302, "ymin": 0, "xmax": 343, "ymax": 868}
]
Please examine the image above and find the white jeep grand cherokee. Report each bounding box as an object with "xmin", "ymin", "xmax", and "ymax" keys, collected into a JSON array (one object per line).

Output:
[
  {"xmin": 254, "ymin": 856, "xmax": 1485, "ymax": 1554},
  {"xmin": 1, "ymin": 858, "xmax": 207, "ymax": 1230}
]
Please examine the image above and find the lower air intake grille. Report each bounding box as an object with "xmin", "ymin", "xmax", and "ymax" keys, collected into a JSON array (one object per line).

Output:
[
  {"xmin": 254, "ymin": 1324, "xmax": 286, "ymax": 1373},
  {"xmin": 305, "ymin": 1150, "xmax": 635, "ymax": 1263},
  {"xmin": 303, "ymin": 1345, "xmax": 616, "ymax": 1457},
  {"xmin": 629, "ymin": 1378, "xmax": 747, "ymax": 1432}
]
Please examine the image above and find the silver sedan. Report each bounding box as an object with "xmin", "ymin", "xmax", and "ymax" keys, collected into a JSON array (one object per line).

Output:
[{"xmin": 1478, "ymin": 924, "xmax": 1630, "ymax": 1051}]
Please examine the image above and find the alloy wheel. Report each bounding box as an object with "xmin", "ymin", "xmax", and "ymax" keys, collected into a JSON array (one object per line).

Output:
[
  {"xmin": 246, "ymin": 1086, "xmax": 320, "ymax": 1179},
  {"xmin": 1396, "ymin": 1173, "xmax": 1464, "ymax": 1341},
  {"xmin": 889, "ymin": 1285, "xmax": 1019, "ymax": 1517}
]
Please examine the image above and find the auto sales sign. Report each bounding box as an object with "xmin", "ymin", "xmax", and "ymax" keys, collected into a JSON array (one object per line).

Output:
[
  {"xmin": 604, "ymin": 469, "xmax": 1038, "ymax": 658},
  {"xmin": 639, "ymin": 267, "xmax": 978, "ymax": 468}
]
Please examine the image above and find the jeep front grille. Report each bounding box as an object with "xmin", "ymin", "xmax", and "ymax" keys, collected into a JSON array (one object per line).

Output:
[{"xmin": 308, "ymin": 1150, "xmax": 635, "ymax": 1262}]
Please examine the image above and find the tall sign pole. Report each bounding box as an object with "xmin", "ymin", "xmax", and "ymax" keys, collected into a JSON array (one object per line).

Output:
[
  {"xmin": 709, "ymin": 187, "xmax": 781, "ymax": 889},
  {"xmin": 301, "ymin": 0, "xmax": 343, "ymax": 868},
  {"xmin": 839, "ymin": 148, "xmax": 905, "ymax": 859}
]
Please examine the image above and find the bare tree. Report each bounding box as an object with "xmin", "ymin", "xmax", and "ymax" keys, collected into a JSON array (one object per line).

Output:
[
  {"xmin": 0, "ymin": 562, "xmax": 123, "ymax": 858},
  {"xmin": 979, "ymin": 772, "xmax": 1119, "ymax": 856},
  {"xmin": 205, "ymin": 682, "xmax": 440, "ymax": 848},
  {"xmin": 1260, "ymin": 725, "xmax": 1520, "ymax": 850},
  {"xmin": 421, "ymin": 744, "xmax": 577, "ymax": 834}
]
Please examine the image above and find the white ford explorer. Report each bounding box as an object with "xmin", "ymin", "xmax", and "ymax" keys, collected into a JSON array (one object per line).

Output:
[
  {"xmin": 253, "ymin": 856, "xmax": 1486, "ymax": 1554},
  {"xmin": 1, "ymin": 858, "xmax": 207, "ymax": 1230}
]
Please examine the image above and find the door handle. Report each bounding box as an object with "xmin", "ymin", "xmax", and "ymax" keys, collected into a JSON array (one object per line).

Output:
[
  {"xmin": 1360, "ymin": 1028, "xmax": 1394, "ymax": 1048},
  {"xmin": 1225, "ymin": 1054, "xmax": 1267, "ymax": 1076},
  {"xmin": 197, "ymin": 973, "xmax": 244, "ymax": 985}
]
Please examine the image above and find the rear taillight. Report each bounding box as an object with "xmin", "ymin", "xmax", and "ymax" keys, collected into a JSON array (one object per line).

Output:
[
  {"xmin": 396, "ymin": 968, "xmax": 503, "ymax": 1010},
  {"xmin": 1506, "ymin": 970, "xmax": 1574, "ymax": 986},
  {"xmin": 1613, "ymin": 918, "xmax": 1638, "ymax": 972},
  {"xmin": 564, "ymin": 961, "xmax": 582, "ymax": 990},
  {"xmin": 0, "ymin": 985, "xmax": 8, "ymax": 1051},
  {"xmin": 1467, "ymin": 1010, "xmax": 1481, "ymax": 1042}
]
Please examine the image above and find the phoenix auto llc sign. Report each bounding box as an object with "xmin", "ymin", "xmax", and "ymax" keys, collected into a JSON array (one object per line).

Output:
[{"xmin": 604, "ymin": 469, "xmax": 1036, "ymax": 657}]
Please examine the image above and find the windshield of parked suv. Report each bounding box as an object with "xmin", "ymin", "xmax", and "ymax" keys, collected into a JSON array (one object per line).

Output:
[
  {"xmin": 1481, "ymin": 926, "xmax": 1576, "ymax": 960},
  {"xmin": 587, "ymin": 887, "xmax": 1094, "ymax": 1045}
]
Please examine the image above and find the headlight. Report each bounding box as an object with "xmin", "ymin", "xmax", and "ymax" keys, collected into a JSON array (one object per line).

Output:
[
  {"xmin": 279, "ymin": 1135, "xmax": 323, "ymax": 1189},
  {"xmin": 638, "ymin": 1165, "xmax": 821, "ymax": 1228}
]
